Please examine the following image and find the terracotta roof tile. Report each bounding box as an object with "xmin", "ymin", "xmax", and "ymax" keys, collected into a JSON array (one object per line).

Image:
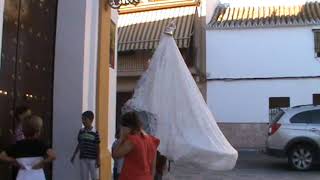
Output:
[{"xmin": 208, "ymin": 2, "xmax": 320, "ymax": 29}]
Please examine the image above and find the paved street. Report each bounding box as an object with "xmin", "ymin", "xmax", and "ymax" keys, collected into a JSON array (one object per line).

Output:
[{"xmin": 163, "ymin": 150, "xmax": 320, "ymax": 180}]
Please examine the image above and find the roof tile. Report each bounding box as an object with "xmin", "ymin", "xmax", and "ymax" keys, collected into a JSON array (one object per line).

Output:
[{"xmin": 208, "ymin": 2, "xmax": 320, "ymax": 29}]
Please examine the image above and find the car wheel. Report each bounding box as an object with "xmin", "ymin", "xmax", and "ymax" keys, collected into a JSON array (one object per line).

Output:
[{"xmin": 288, "ymin": 144, "xmax": 315, "ymax": 171}]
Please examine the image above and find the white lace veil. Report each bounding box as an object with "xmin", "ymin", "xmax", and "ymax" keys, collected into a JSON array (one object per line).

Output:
[{"xmin": 123, "ymin": 21, "xmax": 238, "ymax": 170}]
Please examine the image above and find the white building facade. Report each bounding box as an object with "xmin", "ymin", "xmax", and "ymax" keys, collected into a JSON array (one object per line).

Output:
[{"xmin": 206, "ymin": 1, "xmax": 320, "ymax": 148}]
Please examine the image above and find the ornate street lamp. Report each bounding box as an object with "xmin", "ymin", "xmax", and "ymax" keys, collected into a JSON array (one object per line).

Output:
[{"xmin": 108, "ymin": 0, "xmax": 141, "ymax": 9}]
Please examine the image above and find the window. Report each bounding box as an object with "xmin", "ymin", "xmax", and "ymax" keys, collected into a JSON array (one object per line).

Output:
[
  {"xmin": 313, "ymin": 94, "xmax": 320, "ymax": 105},
  {"xmin": 116, "ymin": 92, "xmax": 133, "ymax": 130},
  {"xmin": 269, "ymin": 97, "xmax": 290, "ymax": 122},
  {"xmin": 313, "ymin": 30, "xmax": 320, "ymax": 58},
  {"xmin": 290, "ymin": 110, "xmax": 313, "ymax": 123},
  {"xmin": 269, "ymin": 97, "xmax": 290, "ymax": 109},
  {"xmin": 311, "ymin": 110, "xmax": 320, "ymax": 124},
  {"xmin": 290, "ymin": 110, "xmax": 320, "ymax": 124}
]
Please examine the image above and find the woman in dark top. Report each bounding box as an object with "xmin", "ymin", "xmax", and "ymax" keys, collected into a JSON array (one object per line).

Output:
[{"xmin": 0, "ymin": 115, "xmax": 56, "ymax": 180}]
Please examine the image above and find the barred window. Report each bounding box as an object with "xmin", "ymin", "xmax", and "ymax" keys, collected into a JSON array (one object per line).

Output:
[
  {"xmin": 269, "ymin": 97, "xmax": 290, "ymax": 109},
  {"xmin": 313, "ymin": 94, "xmax": 320, "ymax": 105},
  {"xmin": 269, "ymin": 97, "xmax": 290, "ymax": 122},
  {"xmin": 314, "ymin": 30, "xmax": 320, "ymax": 57}
]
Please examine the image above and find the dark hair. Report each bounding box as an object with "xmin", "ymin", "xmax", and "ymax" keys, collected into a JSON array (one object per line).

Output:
[
  {"xmin": 115, "ymin": 129, "xmax": 120, "ymax": 139},
  {"xmin": 23, "ymin": 115, "xmax": 43, "ymax": 138},
  {"xmin": 121, "ymin": 112, "xmax": 142, "ymax": 132},
  {"xmin": 82, "ymin": 111, "xmax": 94, "ymax": 120},
  {"xmin": 15, "ymin": 105, "xmax": 31, "ymax": 119}
]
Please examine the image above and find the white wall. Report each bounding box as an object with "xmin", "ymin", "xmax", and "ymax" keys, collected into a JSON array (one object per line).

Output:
[
  {"xmin": 53, "ymin": 0, "xmax": 99, "ymax": 179},
  {"xmin": 206, "ymin": 27, "xmax": 320, "ymax": 79},
  {"xmin": 83, "ymin": 0, "xmax": 99, "ymax": 113},
  {"xmin": 207, "ymin": 78, "xmax": 320, "ymax": 123},
  {"xmin": 205, "ymin": 0, "xmax": 219, "ymax": 24},
  {"xmin": 108, "ymin": 8, "xmax": 118, "ymax": 153},
  {"xmin": 109, "ymin": 67, "xmax": 117, "ymax": 149}
]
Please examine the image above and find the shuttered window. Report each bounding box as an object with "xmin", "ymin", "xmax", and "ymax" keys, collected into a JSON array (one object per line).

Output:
[
  {"xmin": 313, "ymin": 94, "xmax": 320, "ymax": 105},
  {"xmin": 314, "ymin": 30, "xmax": 320, "ymax": 57}
]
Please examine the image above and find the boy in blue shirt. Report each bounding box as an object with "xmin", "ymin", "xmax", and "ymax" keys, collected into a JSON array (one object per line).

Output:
[{"xmin": 71, "ymin": 111, "xmax": 100, "ymax": 180}]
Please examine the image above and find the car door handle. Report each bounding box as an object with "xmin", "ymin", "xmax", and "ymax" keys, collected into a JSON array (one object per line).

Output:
[{"xmin": 310, "ymin": 128, "xmax": 319, "ymax": 132}]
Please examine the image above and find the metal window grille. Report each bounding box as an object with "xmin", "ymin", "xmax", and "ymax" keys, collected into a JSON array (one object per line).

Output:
[
  {"xmin": 269, "ymin": 97, "xmax": 290, "ymax": 122},
  {"xmin": 314, "ymin": 31, "xmax": 320, "ymax": 57},
  {"xmin": 313, "ymin": 94, "xmax": 320, "ymax": 105}
]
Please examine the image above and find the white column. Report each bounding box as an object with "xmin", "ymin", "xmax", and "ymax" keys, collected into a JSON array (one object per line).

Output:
[
  {"xmin": 205, "ymin": 0, "xmax": 220, "ymax": 24},
  {"xmin": 108, "ymin": 9, "xmax": 119, "ymax": 150},
  {"xmin": 83, "ymin": 0, "xmax": 99, "ymax": 113},
  {"xmin": 53, "ymin": 0, "xmax": 99, "ymax": 179}
]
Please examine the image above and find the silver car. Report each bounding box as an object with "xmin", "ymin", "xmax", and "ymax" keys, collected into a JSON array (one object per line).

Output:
[{"xmin": 266, "ymin": 105, "xmax": 320, "ymax": 171}]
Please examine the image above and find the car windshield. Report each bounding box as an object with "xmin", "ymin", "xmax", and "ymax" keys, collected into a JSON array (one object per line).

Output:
[{"xmin": 270, "ymin": 109, "xmax": 285, "ymax": 124}]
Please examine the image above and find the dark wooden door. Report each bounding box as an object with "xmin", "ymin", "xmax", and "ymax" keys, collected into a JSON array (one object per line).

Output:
[
  {"xmin": 0, "ymin": 0, "xmax": 57, "ymax": 179},
  {"xmin": 116, "ymin": 92, "xmax": 133, "ymax": 130}
]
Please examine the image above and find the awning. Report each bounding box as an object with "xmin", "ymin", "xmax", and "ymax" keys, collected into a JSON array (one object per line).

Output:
[{"xmin": 118, "ymin": 6, "xmax": 196, "ymax": 52}]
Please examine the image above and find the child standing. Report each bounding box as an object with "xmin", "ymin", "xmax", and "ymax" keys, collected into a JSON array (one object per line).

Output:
[
  {"xmin": 13, "ymin": 105, "xmax": 32, "ymax": 142},
  {"xmin": 155, "ymin": 151, "xmax": 167, "ymax": 180},
  {"xmin": 10, "ymin": 105, "xmax": 32, "ymax": 180},
  {"xmin": 112, "ymin": 112, "xmax": 160, "ymax": 180},
  {"xmin": 71, "ymin": 111, "xmax": 100, "ymax": 180},
  {"xmin": 0, "ymin": 115, "xmax": 56, "ymax": 180},
  {"xmin": 112, "ymin": 130, "xmax": 124, "ymax": 180}
]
